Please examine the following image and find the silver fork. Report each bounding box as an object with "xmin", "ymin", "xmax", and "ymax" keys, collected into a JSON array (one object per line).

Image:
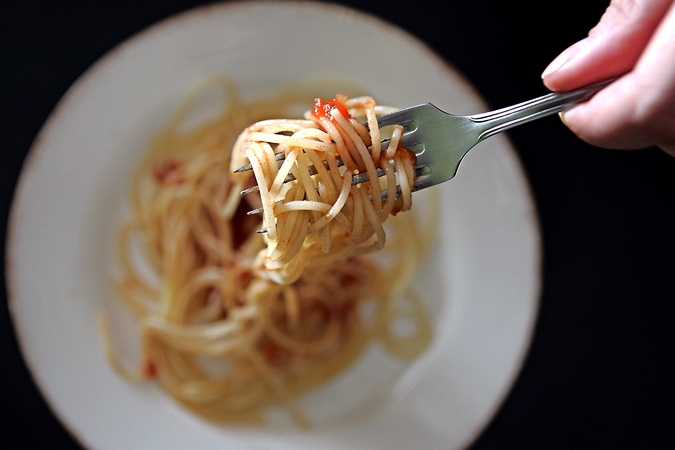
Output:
[
  {"xmin": 238, "ymin": 79, "xmax": 612, "ymax": 195},
  {"xmin": 379, "ymin": 79, "xmax": 612, "ymax": 191}
]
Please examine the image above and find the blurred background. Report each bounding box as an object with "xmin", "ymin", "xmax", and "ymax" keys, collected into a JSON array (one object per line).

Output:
[{"xmin": 1, "ymin": 0, "xmax": 673, "ymax": 448}]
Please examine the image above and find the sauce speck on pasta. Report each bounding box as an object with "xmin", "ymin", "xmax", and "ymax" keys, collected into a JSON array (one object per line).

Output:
[{"xmin": 311, "ymin": 98, "xmax": 350, "ymax": 122}]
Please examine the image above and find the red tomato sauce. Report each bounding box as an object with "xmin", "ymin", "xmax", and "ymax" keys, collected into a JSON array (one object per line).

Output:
[{"xmin": 311, "ymin": 98, "xmax": 350, "ymax": 122}]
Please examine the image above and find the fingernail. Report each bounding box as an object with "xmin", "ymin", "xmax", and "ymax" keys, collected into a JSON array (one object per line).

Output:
[
  {"xmin": 542, "ymin": 38, "xmax": 589, "ymax": 79},
  {"xmin": 559, "ymin": 110, "xmax": 569, "ymax": 126},
  {"xmin": 559, "ymin": 105, "xmax": 581, "ymax": 129}
]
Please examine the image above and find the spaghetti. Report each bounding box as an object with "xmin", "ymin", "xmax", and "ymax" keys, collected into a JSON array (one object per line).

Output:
[
  {"xmin": 232, "ymin": 93, "xmax": 418, "ymax": 285},
  {"xmin": 101, "ymin": 78, "xmax": 435, "ymax": 426}
]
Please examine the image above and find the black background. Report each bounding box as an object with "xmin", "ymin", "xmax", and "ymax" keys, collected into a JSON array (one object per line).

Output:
[{"xmin": 1, "ymin": 0, "xmax": 673, "ymax": 448}]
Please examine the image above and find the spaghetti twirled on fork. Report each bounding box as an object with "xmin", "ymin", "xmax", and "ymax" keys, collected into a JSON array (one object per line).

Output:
[{"xmin": 232, "ymin": 93, "xmax": 418, "ymax": 284}]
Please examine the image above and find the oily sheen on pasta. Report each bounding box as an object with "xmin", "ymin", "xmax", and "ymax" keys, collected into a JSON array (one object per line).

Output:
[{"xmin": 101, "ymin": 79, "xmax": 434, "ymax": 426}]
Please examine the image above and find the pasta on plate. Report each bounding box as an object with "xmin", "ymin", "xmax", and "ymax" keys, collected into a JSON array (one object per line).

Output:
[{"xmin": 100, "ymin": 78, "xmax": 437, "ymax": 426}]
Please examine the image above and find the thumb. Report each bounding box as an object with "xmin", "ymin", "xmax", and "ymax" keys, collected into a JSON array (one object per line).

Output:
[
  {"xmin": 542, "ymin": 0, "xmax": 672, "ymax": 91},
  {"xmin": 552, "ymin": 1, "xmax": 675, "ymax": 151}
]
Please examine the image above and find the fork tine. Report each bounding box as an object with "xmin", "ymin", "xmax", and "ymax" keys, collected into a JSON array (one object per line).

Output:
[
  {"xmin": 376, "ymin": 107, "xmax": 420, "ymax": 129},
  {"xmin": 240, "ymin": 171, "xmax": 296, "ymax": 195},
  {"xmin": 240, "ymin": 185, "xmax": 260, "ymax": 195},
  {"xmin": 377, "ymin": 106, "xmax": 429, "ymax": 157},
  {"xmin": 233, "ymin": 151, "xmax": 286, "ymax": 174},
  {"xmin": 232, "ymin": 163, "xmax": 253, "ymax": 174}
]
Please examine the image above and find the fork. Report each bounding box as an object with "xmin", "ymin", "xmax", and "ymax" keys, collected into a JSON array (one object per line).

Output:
[{"xmin": 238, "ymin": 79, "xmax": 612, "ymax": 195}]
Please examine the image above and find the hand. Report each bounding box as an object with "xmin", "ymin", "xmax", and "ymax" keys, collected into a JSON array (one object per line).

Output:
[{"xmin": 541, "ymin": 0, "xmax": 675, "ymax": 156}]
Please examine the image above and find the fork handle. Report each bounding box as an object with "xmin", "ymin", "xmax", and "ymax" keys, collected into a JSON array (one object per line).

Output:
[{"xmin": 470, "ymin": 79, "xmax": 615, "ymax": 142}]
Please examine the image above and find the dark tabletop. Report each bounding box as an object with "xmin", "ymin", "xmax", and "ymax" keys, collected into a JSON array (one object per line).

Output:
[{"xmin": 2, "ymin": 1, "xmax": 673, "ymax": 448}]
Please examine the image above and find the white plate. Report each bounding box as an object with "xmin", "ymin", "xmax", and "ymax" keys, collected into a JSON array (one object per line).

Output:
[{"xmin": 6, "ymin": 2, "xmax": 541, "ymax": 449}]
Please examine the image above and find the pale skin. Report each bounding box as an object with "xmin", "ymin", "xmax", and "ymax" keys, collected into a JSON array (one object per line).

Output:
[{"xmin": 541, "ymin": 0, "xmax": 675, "ymax": 156}]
